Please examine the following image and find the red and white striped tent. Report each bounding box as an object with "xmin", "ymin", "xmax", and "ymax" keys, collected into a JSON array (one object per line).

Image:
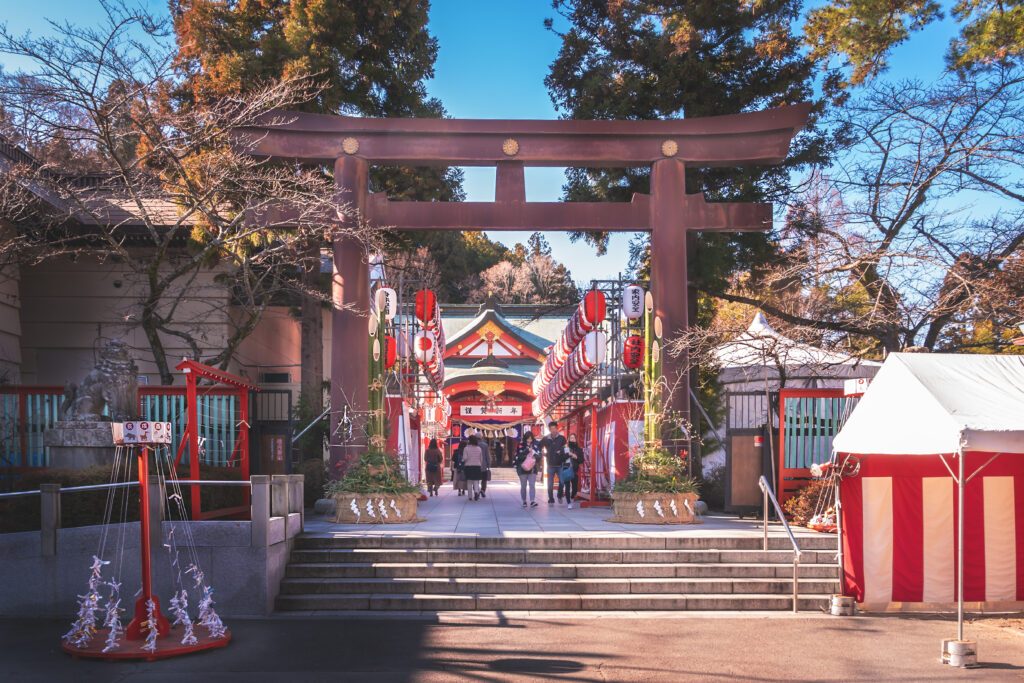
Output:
[{"xmin": 832, "ymin": 353, "xmax": 1024, "ymax": 611}]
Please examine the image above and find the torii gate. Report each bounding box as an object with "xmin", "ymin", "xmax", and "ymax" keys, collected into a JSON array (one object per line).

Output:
[{"xmin": 236, "ymin": 104, "xmax": 809, "ymax": 461}]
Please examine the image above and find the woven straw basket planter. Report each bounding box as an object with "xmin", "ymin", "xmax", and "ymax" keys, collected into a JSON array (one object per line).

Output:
[
  {"xmin": 608, "ymin": 491, "xmax": 700, "ymax": 524},
  {"xmin": 330, "ymin": 492, "xmax": 423, "ymax": 523}
]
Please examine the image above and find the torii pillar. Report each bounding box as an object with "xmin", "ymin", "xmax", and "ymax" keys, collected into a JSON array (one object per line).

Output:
[
  {"xmin": 331, "ymin": 155, "xmax": 370, "ymax": 466},
  {"xmin": 650, "ymin": 157, "xmax": 693, "ymax": 429}
]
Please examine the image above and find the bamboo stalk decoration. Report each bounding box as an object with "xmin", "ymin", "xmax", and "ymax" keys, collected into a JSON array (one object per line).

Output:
[
  {"xmin": 367, "ymin": 301, "xmax": 387, "ymax": 447},
  {"xmin": 643, "ymin": 290, "xmax": 663, "ymax": 447}
]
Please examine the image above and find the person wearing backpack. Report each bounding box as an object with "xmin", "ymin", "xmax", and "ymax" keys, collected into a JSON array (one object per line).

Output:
[{"xmin": 513, "ymin": 431, "xmax": 540, "ymax": 508}]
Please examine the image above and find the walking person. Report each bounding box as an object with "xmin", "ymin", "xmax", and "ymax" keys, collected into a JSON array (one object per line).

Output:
[
  {"xmin": 513, "ymin": 432, "xmax": 540, "ymax": 508},
  {"xmin": 461, "ymin": 434, "xmax": 487, "ymax": 501},
  {"xmin": 538, "ymin": 421, "xmax": 567, "ymax": 504},
  {"xmin": 563, "ymin": 433, "xmax": 584, "ymax": 508},
  {"xmin": 479, "ymin": 437, "xmax": 492, "ymax": 498},
  {"xmin": 452, "ymin": 437, "xmax": 468, "ymax": 496},
  {"xmin": 424, "ymin": 438, "xmax": 444, "ymax": 497}
]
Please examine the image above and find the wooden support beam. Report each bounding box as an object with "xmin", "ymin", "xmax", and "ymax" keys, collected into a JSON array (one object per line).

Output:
[{"xmin": 233, "ymin": 103, "xmax": 811, "ymax": 168}]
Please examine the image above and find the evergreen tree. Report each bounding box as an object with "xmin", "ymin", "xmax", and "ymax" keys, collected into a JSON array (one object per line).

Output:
[
  {"xmin": 170, "ymin": 0, "xmax": 468, "ymax": 414},
  {"xmin": 545, "ymin": 0, "xmax": 836, "ymax": 295}
]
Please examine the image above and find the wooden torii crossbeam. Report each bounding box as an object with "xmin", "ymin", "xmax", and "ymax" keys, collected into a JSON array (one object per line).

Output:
[{"xmin": 234, "ymin": 104, "xmax": 810, "ymax": 459}]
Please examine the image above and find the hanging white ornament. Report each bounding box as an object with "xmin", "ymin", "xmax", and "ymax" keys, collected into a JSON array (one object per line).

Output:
[
  {"xmin": 621, "ymin": 284, "xmax": 645, "ymax": 320},
  {"xmin": 389, "ymin": 499, "xmax": 402, "ymax": 518},
  {"xmin": 365, "ymin": 499, "xmax": 375, "ymax": 517},
  {"xmin": 374, "ymin": 287, "xmax": 398, "ymax": 321},
  {"xmin": 669, "ymin": 500, "xmax": 679, "ymax": 516},
  {"xmin": 635, "ymin": 500, "xmax": 645, "ymax": 518},
  {"xmin": 350, "ymin": 498, "xmax": 360, "ymax": 519},
  {"xmin": 653, "ymin": 500, "xmax": 665, "ymax": 517}
]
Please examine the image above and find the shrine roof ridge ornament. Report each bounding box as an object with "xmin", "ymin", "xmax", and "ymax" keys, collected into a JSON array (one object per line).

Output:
[{"xmin": 233, "ymin": 103, "xmax": 811, "ymax": 168}]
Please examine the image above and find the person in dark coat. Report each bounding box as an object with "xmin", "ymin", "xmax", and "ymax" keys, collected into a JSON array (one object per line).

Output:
[
  {"xmin": 452, "ymin": 437, "xmax": 468, "ymax": 496},
  {"xmin": 538, "ymin": 421, "xmax": 567, "ymax": 504},
  {"xmin": 564, "ymin": 433, "xmax": 584, "ymax": 508},
  {"xmin": 424, "ymin": 438, "xmax": 444, "ymax": 496}
]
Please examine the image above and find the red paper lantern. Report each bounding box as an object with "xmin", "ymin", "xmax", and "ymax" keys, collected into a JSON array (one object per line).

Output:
[
  {"xmin": 415, "ymin": 289, "xmax": 437, "ymax": 327},
  {"xmin": 383, "ymin": 335, "xmax": 397, "ymax": 369},
  {"xmin": 622, "ymin": 334, "xmax": 645, "ymax": 368},
  {"xmin": 582, "ymin": 290, "xmax": 606, "ymax": 326}
]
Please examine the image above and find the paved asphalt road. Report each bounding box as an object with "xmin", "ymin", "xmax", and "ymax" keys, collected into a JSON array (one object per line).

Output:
[{"xmin": 4, "ymin": 614, "xmax": 1023, "ymax": 681}]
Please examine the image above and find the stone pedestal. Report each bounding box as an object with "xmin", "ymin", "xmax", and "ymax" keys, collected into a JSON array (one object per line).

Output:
[{"xmin": 43, "ymin": 421, "xmax": 116, "ymax": 470}]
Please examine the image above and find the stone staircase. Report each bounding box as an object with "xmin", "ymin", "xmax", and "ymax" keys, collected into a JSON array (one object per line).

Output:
[{"xmin": 276, "ymin": 534, "xmax": 840, "ymax": 612}]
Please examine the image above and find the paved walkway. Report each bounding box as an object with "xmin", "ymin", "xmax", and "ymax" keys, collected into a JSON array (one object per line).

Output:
[
  {"xmin": 309, "ymin": 479, "xmax": 825, "ymax": 540},
  {"xmin": 15, "ymin": 615, "xmax": 1024, "ymax": 681}
]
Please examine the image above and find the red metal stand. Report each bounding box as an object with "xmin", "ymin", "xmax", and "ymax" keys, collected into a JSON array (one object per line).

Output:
[
  {"xmin": 60, "ymin": 444, "xmax": 231, "ymax": 661},
  {"xmin": 125, "ymin": 446, "xmax": 170, "ymax": 640}
]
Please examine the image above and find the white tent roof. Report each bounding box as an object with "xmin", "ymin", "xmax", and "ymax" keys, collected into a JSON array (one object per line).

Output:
[
  {"xmin": 714, "ymin": 312, "xmax": 880, "ymax": 369},
  {"xmin": 832, "ymin": 353, "xmax": 1024, "ymax": 455}
]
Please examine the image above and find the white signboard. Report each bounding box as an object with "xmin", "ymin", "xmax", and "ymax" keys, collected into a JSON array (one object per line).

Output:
[{"xmin": 460, "ymin": 404, "xmax": 523, "ymax": 417}]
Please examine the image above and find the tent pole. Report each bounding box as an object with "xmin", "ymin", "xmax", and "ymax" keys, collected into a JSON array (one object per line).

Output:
[
  {"xmin": 834, "ymin": 469, "xmax": 844, "ymax": 594},
  {"xmin": 957, "ymin": 447, "xmax": 965, "ymax": 642}
]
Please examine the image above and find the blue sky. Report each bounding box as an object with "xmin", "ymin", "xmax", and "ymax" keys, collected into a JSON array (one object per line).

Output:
[{"xmin": 2, "ymin": 0, "xmax": 965, "ymax": 284}]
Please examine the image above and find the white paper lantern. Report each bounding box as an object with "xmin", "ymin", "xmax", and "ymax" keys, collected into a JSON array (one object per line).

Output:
[
  {"xmin": 622, "ymin": 284, "xmax": 645, "ymax": 320},
  {"xmin": 413, "ymin": 331, "xmax": 436, "ymax": 363},
  {"xmin": 374, "ymin": 287, "xmax": 398, "ymax": 321}
]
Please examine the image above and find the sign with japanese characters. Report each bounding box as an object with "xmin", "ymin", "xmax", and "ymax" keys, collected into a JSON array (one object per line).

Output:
[{"xmin": 459, "ymin": 404, "xmax": 523, "ymax": 417}]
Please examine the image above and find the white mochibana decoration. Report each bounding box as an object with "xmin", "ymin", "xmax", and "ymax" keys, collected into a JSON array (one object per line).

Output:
[
  {"xmin": 669, "ymin": 500, "xmax": 679, "ymax": 517},
  {"xmin": 101, "ymin": 579, "xmax": 124, "ymax": 653},
  {"xmin": 169, "ymin": 589, "xmax": 198, "ymax": 646},
  {"xmin": 63, "ymin": 555, "xmax": 110, "ymax": 648},
  {"xmin": 365, "ymin": 499, "xmax": 376, "ymax": 517},
  {"xmin": 141, "ymin": 598, "xmax": 159, "ymax": 653},
  {"xmin": 197, "ymin": 585, "xmax": 227, "ymax": 639},
  {"xmin": 389, "ymin": 499, "xmax": 402, "ymax": 518},
  {"xmin": 186, "ymin": 563, "xmax": 227, "ymax": 639},
  {"xmin": 653, "ymin": 500, "xmax": 665, "ymax": 518},
  {"xmin": 635, "ymin": 500, "xmax": 645, "ymax": 518}
]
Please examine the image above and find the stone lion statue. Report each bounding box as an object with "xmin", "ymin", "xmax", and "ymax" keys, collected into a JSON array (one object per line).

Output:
[{"xmin": 61, "ymin": 339, "xmax": 139, "ymax": 422}]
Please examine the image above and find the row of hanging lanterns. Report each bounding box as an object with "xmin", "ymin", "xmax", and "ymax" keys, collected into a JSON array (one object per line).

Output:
[
  {"xmin": 532, "ymin": 290, "xmax": 607, "ymax": 396},
  {"xmin": 413, "ymin": 289, "xmax": 446, "ymax": 388},
  {"xmin": 532, "ymin": 330, "xmax": 607, "ymax": 416}
]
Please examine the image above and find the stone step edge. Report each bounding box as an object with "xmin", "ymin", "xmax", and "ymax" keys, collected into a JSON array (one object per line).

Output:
[
  {"xmin": 281, "ymin": 576, "xmax": 839, "ymax": 585},
  {"xmin": 294, "ymin": 537, "xmax": 838, "ymax": 550},
  {"xmin": 275, "ymin": 593, "xmax": 835, "ymax": 609},
  {"xmin": 284, "ymin": 561, "xmax": 837, "ymax": 570}
]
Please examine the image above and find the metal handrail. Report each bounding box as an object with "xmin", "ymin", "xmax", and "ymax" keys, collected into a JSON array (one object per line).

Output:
[
  {"xmin": 0, "ymin": 479, "xmax": 251, "ymax": 500},
  {"xmin": 758, "ymin": 475, "xmax": 803, "ymax": 613}
]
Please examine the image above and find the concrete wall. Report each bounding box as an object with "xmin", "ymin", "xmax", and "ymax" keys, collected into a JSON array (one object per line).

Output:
[
  {"xmin": 12, "ymin": 256, "xmax": 331, "ymax": 392},
  {"xmin": 17, "ymin": 255, "xmax": 233, "ymax": 385},
  {"xmin": 0, "ymin": 474, "xmax": 303, "ymax": 618}
]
